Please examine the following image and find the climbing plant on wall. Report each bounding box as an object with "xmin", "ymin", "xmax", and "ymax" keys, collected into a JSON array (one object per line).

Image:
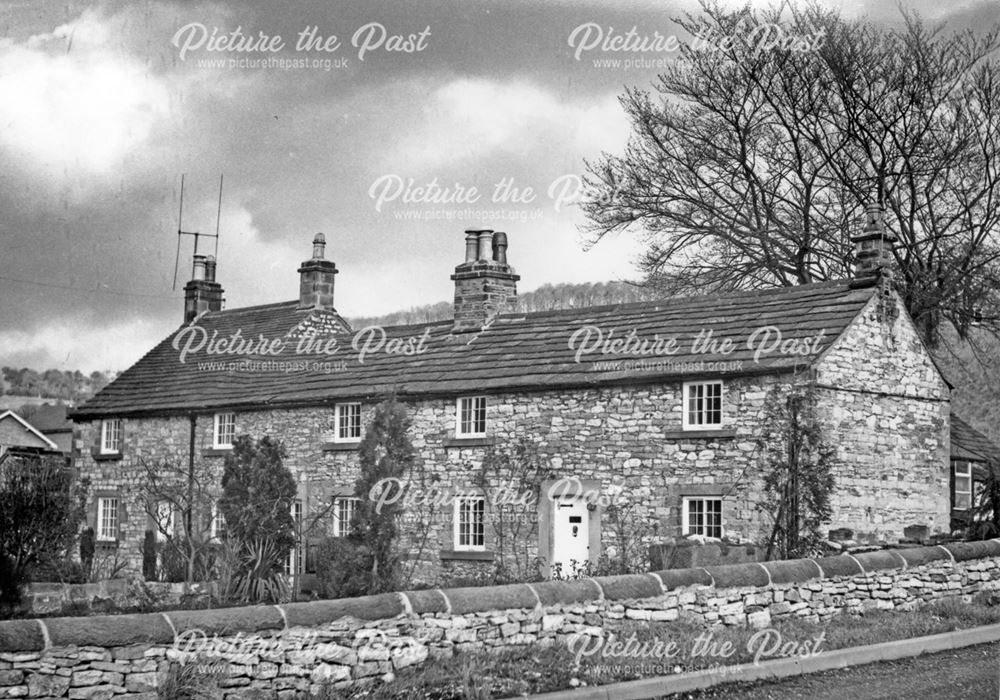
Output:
[{"xmin": 756, "ymin": 384, "xmax": 836, "ymax": 560}]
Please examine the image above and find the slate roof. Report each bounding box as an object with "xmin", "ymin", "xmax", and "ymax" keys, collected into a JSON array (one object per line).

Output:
[
  {"xmin": 951, "ymin": 414, "xmax": 1000, "ymax": 465},
  {"xmin": 72, "ymin": 280, "xmax": 878, "ymax": 419},
  {"xmin": 24, "ymin": 403, "xmax": 73, "ymax": 433}
]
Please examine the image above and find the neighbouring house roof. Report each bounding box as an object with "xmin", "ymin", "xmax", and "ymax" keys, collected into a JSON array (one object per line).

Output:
[
  {"xmin": 0, "ymin": 410, "xmax": 59, "ymax": 451},
  {"xmin": 23, "ymin": 403, "xmax": 73, "ymax": 434},
  {"xmin": 72, "ymin": 280, "xmax": 879, "ymax": 419},
  {"xmin": 951, "ymin": 413, "xmax": 1000, "ymax": 466}
]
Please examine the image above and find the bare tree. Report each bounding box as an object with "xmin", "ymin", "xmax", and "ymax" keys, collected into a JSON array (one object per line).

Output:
[
  {"xmin": 583, "ymin": 1, "xmax": 1000, "ymax": 344},
  {"xmin": 139, "ymin": 459, "xmax": 219, "ymax": 586}
]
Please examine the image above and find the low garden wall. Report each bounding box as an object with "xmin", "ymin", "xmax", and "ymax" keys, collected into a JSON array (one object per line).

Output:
[
  {"xmin": 19, "ymin": 580, "xmax": 215, "ymax": 618},
  {"xmin": 2, "ymin": 540, "xmax": 1000, "ymax": 699}
]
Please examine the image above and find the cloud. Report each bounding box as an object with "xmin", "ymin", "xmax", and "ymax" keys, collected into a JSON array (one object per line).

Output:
[
  {"xmin": 0, "ymin": 317, "xmax": 166, "ymax": 374},
  {"xmin": 396, "ymin": 78, "xmax": 630, "ymax": 170},
  {"xmin": 0, "ymin": 9, "xmax": 171, "ymax": 178}
]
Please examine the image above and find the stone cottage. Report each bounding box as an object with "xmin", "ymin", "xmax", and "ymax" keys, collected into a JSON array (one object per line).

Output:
[{"xmin": 71, "ymin": 206, "xmax": 955, "ymax": 585}]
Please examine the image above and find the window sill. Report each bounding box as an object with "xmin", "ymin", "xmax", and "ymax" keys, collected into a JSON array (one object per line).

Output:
[
  {"xmin": 92, "ymin": 451, "xmax": 122, "ymax": 461},
  {"xmin": 322, "ymin": 441, "xmax": 361, "ymax": 452},
  {"xmin": 663, "ymin": 429, "xmax": 736, "ymax": 439},
  {"xmin": 439, "ymin": 549, "xmax": 494, "ymax": 561},
  {"xmin": 202, "ymin": 448, "xmax": 233, "ymax": 457},
  {"xmin": 443, "ymin": 436, "xmax": 495, "ymax": 448}
]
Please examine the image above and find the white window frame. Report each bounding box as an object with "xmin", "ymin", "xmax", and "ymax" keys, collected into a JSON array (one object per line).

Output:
[
  {"xmin": 453, "ymin": 495, "xmax": 486, "ymax": 552},
  {"xmin": 682, "ymin": 381, "xmax": 724, "ymax": 430},
  {"xmin": 154, "ymin": 502, "xmax": 175, "ymax": 542},
  {"xmin": 333, "ymin": 403, "xmax": 362, "ymax": 443},
  {"xmin": 213, "ymin": 412, "xmax": 236, "ymax": 449},
  {"xmin": 209, "ymin": 502, "xmax": 226, "ymax": 540},
  {"xmin": 954, "ymin": 461, "xmax": 973, "ymax": 510},
  {"xmin": 284, "ymin": 501, "xmax": 303, "ymax": 576},
  {"xmin": 97, "ymin": 496, "xmax": 119, "ymax": 542},
  {"xmin": 455, "ymin": 396, "xmax": 487, "ymax": 438},
  {"xmin": 681, "ymin": 496, "xmax": 723, "ymax": 539},
  {"xmin": 333, "ymin": 496, "xmax": 359, "ymax": 538},
  {"xmin": 100, "ymin": 418, "xmax": 122, "ymax": 454}
]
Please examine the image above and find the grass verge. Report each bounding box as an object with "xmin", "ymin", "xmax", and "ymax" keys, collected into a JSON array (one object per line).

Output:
[{"xmin": 341, "ymin": 595, "xmax": 1000, "ymax": 699}]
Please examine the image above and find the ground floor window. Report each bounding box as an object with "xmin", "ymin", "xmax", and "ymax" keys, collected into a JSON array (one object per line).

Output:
[
  {"xmin": 953, "ymin": 461, "xmax": 974, "ymax": 510},
  {"xmin": 682, "ymin": 496, "xmax": 723, "ymax": 538},
  {"xmin": 333, "ymin": 496, "xmax": 359, "ymax": 538},
  {"xmin": 454, "ymin": 496, "xmax": 486, "ymax": 551},
  {"xmin": 97, "ymin": 496, "xmax": 119, "ymax": 542},
  {"xmin": 284, "ymin": 500, "xmax": 303, "ymax": 576}
]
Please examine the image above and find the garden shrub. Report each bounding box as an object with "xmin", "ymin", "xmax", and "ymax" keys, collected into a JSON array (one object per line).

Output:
[{"xmin": 142, "ymin": 530, "xmax": 158, "ymax": 581}]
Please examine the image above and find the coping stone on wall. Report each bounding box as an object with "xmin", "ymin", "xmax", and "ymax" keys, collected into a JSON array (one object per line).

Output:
[
  {"xmin": 762, "ymin": 559, "xmax": 823, "ymax": 585},
  {"xmin": 444, "ymin": 584, "xmax": 539, "ymax": 615},
  {"xmin": 404, "ymin": 589, "xmax": 450, "ymax": 615},
  {"xmin": 282, "ymin": 593, "xmax": 404, "ymax": 628},
  {"xmin": 531, "ymin": 579, "xmax": 602, "ymax": 606},
  {"xmin": 895, "ymin": 546, "xmax": 954, "ymax": 568},
  {"xmin": 653, "ymin": 567, "xmax": 714, "ymax": 591},
  {"xmin": 45, "ymin": 613, "xmax": 174, "ymax": 649},
  {"xmin": 0, "ymin": 619, "xmax": 46, "ymax": 653},
  {"xmin": 944, "ymin": 540, "xmax": 1000, "ymax": 562},
  {"xmin": 702, "ymin": 563, "xmax": 770, "ymax": 589},
  {"xmin": 852, "ymin": 550, "xmax": 907, "ymax": 573},
  {"xmin": 168, "ymin": 606, "xmax": 286, "ymax": 637},
  {"xmin": 4, "ymin": 544, "xmax": 1000, "ymax": 652},
  {"xmin": 814, "ymin": 555, "xmax": 864, "ymax": 578},
  {"xmin": 593, "ymin": 574, "xmax": 665, "ymax": 601}
]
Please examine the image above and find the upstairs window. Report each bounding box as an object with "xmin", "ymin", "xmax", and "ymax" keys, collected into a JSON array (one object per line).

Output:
[
  {"xmin": 456, "ymin": 396, "xmax": 487, "ymax": 438},
  {"xmin": 454, "ymin": 496, "xmax": 486, "ymax": 551},
  {"xmin": 213, "ymin": 413, "xmax": 236, "ymax": 449},
  {"xmin": 333, "ymin": 496, "xmax": 359, "ymax": 538},
  {"xmin": 100, "ymin": 419, "xmax": 122, "ymax": 454},
  {"xmin": 682, "ymin": 497, "xmax": 723, "ymax": 539},
  {"xmin": 334, "ymin": 403, "xmax": 362, "ymax": 442},
  {"xmin": 97, "ymin": 497, "xmax": 119, "ymax": 542},
  {"xmin": 682, "ymin": 381, "xmax": 723, "ymax": 430}
]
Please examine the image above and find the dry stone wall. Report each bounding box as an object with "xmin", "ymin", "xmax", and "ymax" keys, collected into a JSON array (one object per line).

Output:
[{"xmin": 1, "ymin": 541, "xmax": 999, "ymax": 699}]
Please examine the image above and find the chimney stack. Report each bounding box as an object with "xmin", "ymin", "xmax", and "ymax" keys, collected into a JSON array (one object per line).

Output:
[
  {"xmin": 183, "ymin": 254, "xmax": 224, "ymax": 323},
  {"xmin": 298, "ymin": 233, "xmax": 338, "ymax": 310},
  {"xmin": 451, "ymin": 228, "xmax": 519, "ymax": 332},
  {"xmin": 850, "ymin": 202, "xmax": 897, "ymax": 285}
]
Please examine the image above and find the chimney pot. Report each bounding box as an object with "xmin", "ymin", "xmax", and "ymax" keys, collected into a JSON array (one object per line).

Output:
[
  {"xmin": 492, "ymin": 231, "xmax": 508, "ymax": 264},
  {"xmin": 204, "ymin": 255, "xmax": 217, "ymax": 282},
  {"xmin": 477, "ymin": 230, "xmax": 493, "ymax": 261},
  {"xmin": 463, "ymin": 229, "xmax": 480, "ymax": 262},
  {"xmin": 312, "ymin": 233, "xmax": 327, "ymax": 260},
  {"xmin": 192, "ymin": 255, "xmax": 207, "ymax": 281}
]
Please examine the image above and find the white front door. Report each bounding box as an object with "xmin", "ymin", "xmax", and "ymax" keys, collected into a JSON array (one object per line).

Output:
[{"xmin": 552, "ymin": 496, "xmax": 590, "ymax": 576}]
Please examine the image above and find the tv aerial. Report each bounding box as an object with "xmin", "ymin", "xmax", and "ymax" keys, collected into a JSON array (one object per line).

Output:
[{"xmin": 172, "ymin": 174, "xmax": 224, "ymax": 290}]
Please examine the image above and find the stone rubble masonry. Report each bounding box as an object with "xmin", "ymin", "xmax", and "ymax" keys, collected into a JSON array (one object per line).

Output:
[
  {"xmin": 73, "ymin": 294, "xmax": 950, "ymax": 582},
  {"xmin": 21, "ymin": 581, "xmax": 214, "ymax": 618},
  {"xmin": 1, "ymin": 541, "xmax": 998, "ymax": 698}
]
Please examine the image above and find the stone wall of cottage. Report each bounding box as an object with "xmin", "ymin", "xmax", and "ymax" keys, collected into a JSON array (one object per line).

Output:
[
  {"xmin": 75, "ymin": 376, "xmax": 790, "ymax": 583},
  {"xmin": 74, "ymin": 291, "xmax": 951, "ymax": 582},
  {"xmin": 813, "ymin": 292, "xmax": 951, "ymax": 541},
  {"xmin": 0, "ymin": 543, "xmax": 998, "ymax": 699}
]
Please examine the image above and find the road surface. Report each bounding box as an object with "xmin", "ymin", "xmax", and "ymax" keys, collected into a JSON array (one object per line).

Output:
[{"xmin": 671, "ymin": 642, "xmax": 1000, "ymax": 699}]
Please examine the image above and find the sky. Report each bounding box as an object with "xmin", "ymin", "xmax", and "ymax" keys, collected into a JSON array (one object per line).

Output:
[{"xmin": 1, "ymin": 0, "xmax": 997, "ymax": 373}]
